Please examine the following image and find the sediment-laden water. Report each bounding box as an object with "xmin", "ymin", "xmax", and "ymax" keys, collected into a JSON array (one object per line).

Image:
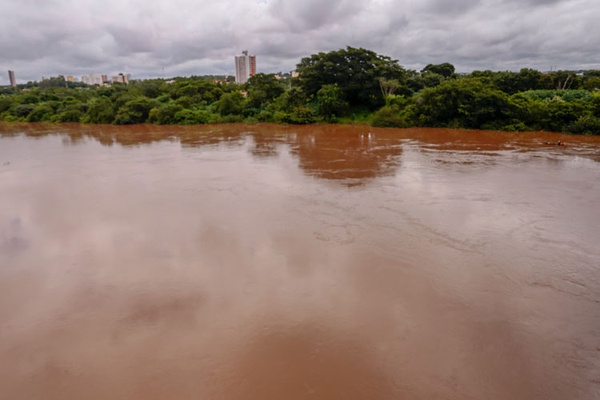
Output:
[{"xmin": 1, "ymin": 123, "xmax": 599, "ymax": 400}]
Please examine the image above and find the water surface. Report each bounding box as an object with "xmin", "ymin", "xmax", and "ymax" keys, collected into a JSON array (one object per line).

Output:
[{"xmin": 1, "ymin": 123, "xmax": 599, "ymax": 399}]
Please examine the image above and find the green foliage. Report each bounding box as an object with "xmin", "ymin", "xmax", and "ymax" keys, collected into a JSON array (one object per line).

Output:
[
  {"xmin": 421, "ymin": 63, "xmax": 455, "ymax": 78},
  {"xmin": 296, "ymin": 46, "xmax": 406, "ymax": 110},
  {"xmin": 590, "ymin": 93, "xmax": 600, "ymax": 116},
  {"xmin": 27, "ymin": 104, "xmax": 55, "ymax": 122},
  {"xmin": 132, "ymin": 79, "xmax": 169, "ymax": 98},
  {"xmin": 410, "ymin": 78, "xmax": 511, "ymax": 129},
  {"xmin": 85, "ymin": 98, "xmax": 115, "ymax": 124},
  {"xmin": 18, "ymin": 93, "xmax": 40, "ymax": 104},
  {"xmin": 38, "ymin": 76, "xmax": 67, "ymax": 89},
  {"xmin": 246, "ymin": 73, "xmax": 285, "ymax": 109},
  {"xmin": 114, "ymin": 97, "xmax": 156, "ymax": 125},
  {"xmin": 276, "ymin": 87, "xmax": 307, "ymax": 112},
  {"xmin": 528, "ymin": 99, "xmax": 585, "ymax": 132},
  {"xmin": 0, "ymin": 96, "xmax": 14, "ymax": 113},
  {"xmin": 174, "ymin": 109, "xmax": 216, "ymax": 124},
  {"xmin": 421, "ymin": 73, "xmax": 445, "ymax": 89},
  {"xmin": 583, "ymin": 77, "xmax": 600, "ymax": 91},
  {"xmin": 546, "ymin": 71, "xmax": 582, "ymax": 90},
  {"xmin": 567, "ymin": 115, "xmax": 600, "ymax": 135},
  {"xmin": 0, "ymin": 50, "xmax": 598, "ymax": 134},
  {"xmin": 371, "ymin": 106, "xmax": 404, "ymax": 127},
  {"xmin": 490, "ymin": 69, "xmax": 545, "ymax": 94},
  {"xmin": 521, "ymin": 90, "xmax": 593, "ymax": 103},
  {"xmin": 154, "ymin": 103, "xmax": 184, "ymax": 124},
  {"xmin": 284, "ymin": 106, "xmax": 317, "ymax": 124},
  {"xmin": 175, "ymin": 96, "xmax": 196, "ymax": 108},
  {"xmin": 12, "ymin": 104, "xmax": 36, "ymax": 118},
  {"xmin": 219, "ymin": 114, "xmax": 244, "ymax": 123},
  {"xmin": 57, "ymin": 109, "xmax": 83, "ymax": 122},
  {"xmin": 170, "ymin": 79, "xmax": 223, "ymax": 103},
  {"xmin": 216, "ymin": 92, "xmax": 245, "ymax": 115},
  {"xmin": 0, "ymin": 87, "xmax": 17, "ymax": 95},
  {"xmin": 317, "ymin": 84, "xmax": 348, "ymax": 120}
]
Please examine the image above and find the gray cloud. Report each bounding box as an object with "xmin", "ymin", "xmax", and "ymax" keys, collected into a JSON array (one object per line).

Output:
[{"xmin": 0, "ymin": 0, "xmax": 599, "ymax": 84}]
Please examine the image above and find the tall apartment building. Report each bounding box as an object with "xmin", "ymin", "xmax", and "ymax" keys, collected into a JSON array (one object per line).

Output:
[
  {"xmin": 234, "ymin": 51, "xmax": 256, "ymax": 84},
  {"xmin": 112, "ymin": 73, "xmax": 130, "ymax": 84},
  {"xmin": 8, "ymin": 70, "xmax": 16, "ymax": 87}
]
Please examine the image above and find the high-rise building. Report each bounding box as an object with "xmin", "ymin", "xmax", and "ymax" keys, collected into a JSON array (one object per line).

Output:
[
  {"xmin": 112, "ymin": 73, "xmax": 130, "ymax": 84},
  {"xmin": 234, "ymin": 51, "xmax": 256, "ymax": 84},
  {"xmin": 8, "ymin": 70, "xmax": 16, "ymax": 87}
]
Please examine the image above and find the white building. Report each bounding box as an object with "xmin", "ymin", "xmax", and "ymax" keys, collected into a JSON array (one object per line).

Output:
[{"xmin": 234, "ymin": 50, "xmax": 256, "ymax": 84}]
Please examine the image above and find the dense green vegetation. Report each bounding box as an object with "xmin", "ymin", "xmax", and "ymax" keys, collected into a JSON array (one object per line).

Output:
[{"xmin": 2, "ymin": 47, "xmax": 599, "ymax": 134}]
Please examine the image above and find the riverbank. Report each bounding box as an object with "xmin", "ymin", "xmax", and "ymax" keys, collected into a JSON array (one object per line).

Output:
[
  {"xmin": 2, "ymin": 67, "xmax": 599, "ymax": 135},
  {"xmin": 2, "ymin": 122, "xmax": 600, "ymax": 153}
]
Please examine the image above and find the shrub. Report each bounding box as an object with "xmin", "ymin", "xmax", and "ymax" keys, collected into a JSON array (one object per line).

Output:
[
  {"xmin": 27, "ymin": 104, "xmax": 55, "ymax": 122},
  {"xmin": 371, "ymin": 106, "xmax": 404, "ymax": 127},
  {"xmin": 57, "ymin": 109, "xmax": 83, "ymax": 122},
  {"xmin": 11, "ymin": 104, "xmax": 36, "ymax": 118},
  {"xmin": 567, "ymin": 115, "xmax": 600, "ymax": 135},
  {"xmin": 0, "ymin": 96, "xmax": 13, "ymax": 113},
  {"xmin": 286, "ymin": 106, "xmax": 316, "ymax": 124},
  {"xmin": 174, "ymin": 109, "xmax": 215, "ymax": 124},
  {"xmin": 155, "ymin": 103, "xmax": 183, "ymax": 124},
  {"xmin": 113, "ymin": 97, "xmax": 155, "ymax": 124},
  {"xmin": 85, "ymin": 98, "xmax": 115, "ymax": 124},
  {"xmin": 521, "ymin": 90, "xmax": 593, "ymax": 103},
  {"xmin": 220, "ymin": 114, "xmax": 244, "ymax": 123}
]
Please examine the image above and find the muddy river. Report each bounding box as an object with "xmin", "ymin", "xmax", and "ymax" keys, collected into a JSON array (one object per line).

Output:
[{"xmin": 1, "ymin": 123, "xmax": 599, "ymax": 399}]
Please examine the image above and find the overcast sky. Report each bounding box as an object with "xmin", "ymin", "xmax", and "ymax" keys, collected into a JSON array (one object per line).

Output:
[{"xmin": 1, "ymin": 0, "xmax": 599, "ymax": 84}]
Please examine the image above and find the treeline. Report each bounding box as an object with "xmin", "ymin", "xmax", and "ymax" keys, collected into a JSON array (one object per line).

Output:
[{"xmin": 1, "ymin": 47, "xmax": 599, "ymax": 134}]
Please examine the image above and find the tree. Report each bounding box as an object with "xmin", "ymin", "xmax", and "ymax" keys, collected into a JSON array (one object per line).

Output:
[
  {"xmin": 516, "ymin": 68, "xmax": 544, "ymax": 92},
  {"xmin": 216, "ymin": 92, "xmax": 245, "ymax": 116},
  {"xmin": 57, "ymin": 108, "xmax": 83, "ymax": 122},
  {"xmin": 421, "ymin": 63, "xmax": 455, "ymax": 78},
  {"xmin": 0, "ymin": 96, "xmax": 14, "ymax": 113},
  {"xmin": 410, "ymin": 78, "xmax": 511, "ymax": 129},
  {"xmin": 379, "ymin": 78, "xmax": 400, "ymax": 98},
  {"xmin": 170, "ymin": 79, "xmax": 223, "ymax": 103},
  {"xmin": 11, "ymin": 104, "xmax": 36, "ymax": 118},
  {"xmin": 245, "ymin": 73, "xmax": 285, "ymax": 109},
  {"xmin": 276, "ymin": 87, "xmax": 307, "ymax": 112},
  {"xmin": 85, "ymin": 98, "xmax": 115, "ymax": 124},
  {"xmin": 38, "ymin": 76, "xmax": 67, "ymax": 89},
  {"xmin": 132, "ymin": 79, "xmax": 168, "ymax": 98},
  {"xmin": 583, "ymin": 76, "xmax": 600, "ymax": 91},
  {"xmin": 113, "ymin": 97, "xmax": 155, "ymax": 124},
  {"xmin": 371, "ymin": 106, "xmax": 404, "ymax": 127},
  {"xmin": 545, "ymin": 71, "xmax": 582, "ymax": 90},
  {"xmin": 295, "ymin": 46, "xmax": 407, "ymax": 110},
  {"xmin": 421, "ymin": 73, "xmax": 444, "ymax": 88},
  {"xmin": 155, "ymin": 103, "xmax": 184, "ymax": 124},
  {"xmin": 317, "ymin": 84, "xmax": 348, "ymax": 119},
  {"xmin": 27, "ymin": 104, "xmax": 55, "ymax": 122}
]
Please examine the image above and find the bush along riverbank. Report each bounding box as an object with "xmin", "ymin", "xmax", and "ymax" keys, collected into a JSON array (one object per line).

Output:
[{"xmin": 2, "ymin": 47, "xmax": 599, "ymax": 135}]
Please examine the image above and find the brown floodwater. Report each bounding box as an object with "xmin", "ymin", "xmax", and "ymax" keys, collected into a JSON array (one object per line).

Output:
[{"xmin": 1, "ymin": 122, "xmax": 599, "ymax": 400}]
